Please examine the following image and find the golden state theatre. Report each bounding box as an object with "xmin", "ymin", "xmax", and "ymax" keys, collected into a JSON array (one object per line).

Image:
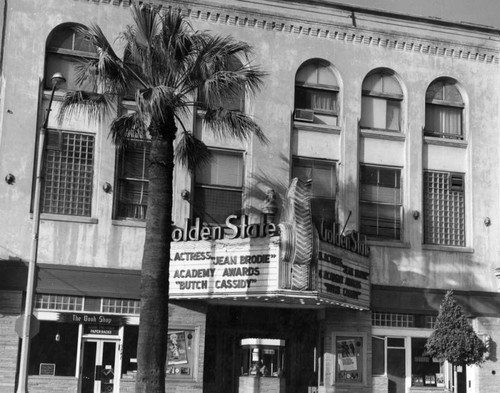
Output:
[{"xmin": 169, "ymin": 179, "xmax": 371, "ymax": 393}]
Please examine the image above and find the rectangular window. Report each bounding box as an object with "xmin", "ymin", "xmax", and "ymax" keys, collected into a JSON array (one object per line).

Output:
[
  {"xmin": 29, "ymin": 321, "xmax": 78, "ymax": 376},
  {"xmin": 361, "ymin": 96, "xmax": 401, "ymax": 131},
  {"xmin": 411, "ymin": 337, "xmax": 444, "ymax": 387},
  {"xmin": 372, "ymin": 336, "xmax": 385, "ymax": 376},
  {"xmin": 292, "ymin": 158, "xmax": 336, "ymax": 227},
  {"xmin": 360, "ymin": 165, "xmax": 401, "ymax": 240},
  {"xmin": 194, "ymin": 150, "xmax": 243, "ymax": 225},
  {"xmin": 423, "ymin": 171, "xmax": 465, "ymax": 246},
  {"xmin": 424, "ymin": 104, "xmax": 463, "ymax": 140},
  {"xmin": 115, "ymin": 139, "xmax": 150, "ymax": 220},
  {"xmin": 41, "ymin": 130, "xmax": 94, "ymax": 216}
]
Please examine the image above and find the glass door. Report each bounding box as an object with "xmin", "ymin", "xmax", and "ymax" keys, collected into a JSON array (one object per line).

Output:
[{"xmin": 80, "ymin": 339, "xmax": 120, "ymax": 393}]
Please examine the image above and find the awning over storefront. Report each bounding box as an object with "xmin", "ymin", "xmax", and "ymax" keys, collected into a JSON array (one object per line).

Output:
[
  {"xmin": 1, "ymin": 260, "xmax": 141, "ymax": 299},
  {"xmin": 372, "ymin": 285, "xmax": 500, "ymax": 317}
]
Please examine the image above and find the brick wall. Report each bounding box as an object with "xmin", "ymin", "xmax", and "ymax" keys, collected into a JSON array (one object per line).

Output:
[
  {"xmin": 27, "ymin": 377, "xmax": 78, "ymax": 393},
  {"xmin": 321, "ymin": 308, "xmax": 374, "ymax": 393},
  {"xmin": 0, "ymin": 290, "xmax": 23, "ymax": 392},
  {"xmin": 476, "ymin": 316, "xmax": 500, "ymax": 393}
]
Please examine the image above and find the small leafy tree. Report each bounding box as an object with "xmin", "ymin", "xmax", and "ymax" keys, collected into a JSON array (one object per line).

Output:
[{"xmin": 426, "ymin": 290, "xmax": 486, "ymax": 368}]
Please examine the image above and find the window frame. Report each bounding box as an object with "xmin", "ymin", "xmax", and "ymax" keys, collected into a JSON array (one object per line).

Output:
[
  {"xmin": 193, "ymin": 148, "xmax": 245, "ymax": 225},
  {"xmin": 113, "ymin": 138, "xmax": 151, "ymax": 221},
  {"xmin": 424, "ymin": 79, "xmax": 465, "ymax": 140},
  {"xmin": 359, "ymin": 164, "xmax": 403, "ymax": 241},
  {"xmin": 423, "ymin": 170, "xmax": 466, "ymax": 247},
  {"xmin": 294, "ymin": 59, "xmax": 340, "ymax": 124},
  {"xmin": 40, "ymin": 129, "xmax": 95, "ymax": 217},
  {"xmin": 360, "ymin": 72, "xmax": 403, "ymax": 132},
  {"xmin": 292, "ymin": 157, "xmax": 337, "ymax": 227},
  {"xmin": 45, "ymin": 24, "xmax": 97, "ymax": 91}
]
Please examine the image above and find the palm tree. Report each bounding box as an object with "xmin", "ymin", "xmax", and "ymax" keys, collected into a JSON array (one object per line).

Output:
[{"xmin": 59, "ymin": 4, "xmax": 266, "ymax": 392}]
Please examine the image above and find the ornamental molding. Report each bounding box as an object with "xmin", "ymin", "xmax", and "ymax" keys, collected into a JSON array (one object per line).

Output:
[{"xmin": 88, "ymin": 0, "xmax": 500, "ymax": 64}]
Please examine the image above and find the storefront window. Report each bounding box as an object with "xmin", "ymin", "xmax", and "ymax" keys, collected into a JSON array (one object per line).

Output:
[
  {"xmin": 28, "ymin": 321, "xmax": 78, "ymax": 376},
  {"xmin": 121, "ymin": 325, "xmax": 138, "ymax": 379},
  {"xmin": 335, "ymin": 336, "xmax": 363, "ymax": 383},
  {"xmin": 411, "ymin": 337, "xmax": 445, "ymax": 387},
  {"xmin": 166, "ymin": 329, "xmax": 196, "ymax": 378}
]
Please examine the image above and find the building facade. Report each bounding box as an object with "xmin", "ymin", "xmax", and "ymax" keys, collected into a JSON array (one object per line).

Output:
[{"xmin": 1, "ymin": 1, "xmax": 500, "ymax": 393}]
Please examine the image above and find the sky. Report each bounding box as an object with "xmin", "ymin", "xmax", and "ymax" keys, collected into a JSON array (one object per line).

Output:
[{"xmin": 336, "ymin": 0, "xmax": 500, "ymax": 28}]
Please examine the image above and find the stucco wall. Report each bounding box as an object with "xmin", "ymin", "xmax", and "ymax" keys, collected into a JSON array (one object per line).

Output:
[{"xmin": 0, "ymin": 0, "xmax": 499, "ymax": 292}]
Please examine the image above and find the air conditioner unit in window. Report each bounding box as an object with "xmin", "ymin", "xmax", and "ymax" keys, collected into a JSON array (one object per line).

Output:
[
  {"xmin": 294, "ymin": 109, "xmax": 314, "ymax": 122},
  {"xmin": 450, "ymin": 173, "xmax": 464, "ymax": 192}
]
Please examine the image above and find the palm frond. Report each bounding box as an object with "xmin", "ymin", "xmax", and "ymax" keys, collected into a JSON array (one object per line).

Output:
[
  {"xmin": 136, "ymin": 85, "xmax": 186, "ymax": 125},
  {"xmin": 109, "ymin": 111, "xmax": 148, "ymax": 146},
  {"xmin": 130, "ymin": 3, "xmax": 162, "ymax": 49},
  {"xmin": 203, "ymin": 109, "xmax": 268, "ymax": 143},
  {"xmin": 58, "ymin": 91, "xmax": 114, "ymax": 124},
  {"xmin": 175, "ymin": 131, "xmax": 212, "ymax": 172},
  {"xmin": 73, "ymin": 24, "xmax": 132, "ymax": 95}
]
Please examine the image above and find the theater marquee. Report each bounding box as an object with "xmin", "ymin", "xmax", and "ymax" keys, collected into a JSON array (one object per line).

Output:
[{"xmin": 169, "ymin": 236, "xmax": 281, "ymax": 298}]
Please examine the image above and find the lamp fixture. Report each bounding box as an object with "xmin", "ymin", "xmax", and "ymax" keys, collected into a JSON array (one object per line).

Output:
[
  {"xmin": 5, "ymin": 173, "xmax": 15, "ymax": 185},
  {"xmin": 103, "ymin": 182, "xmax": 112, "ymax": 193},
  {"xmin": 50, "ymin": 72, "xmax": 66, "ymax": 88}
]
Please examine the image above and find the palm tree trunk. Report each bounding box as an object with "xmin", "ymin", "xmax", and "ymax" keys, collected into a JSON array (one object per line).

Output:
[{"xmin": 136, "ymin": 125, "xmax": 175, "ymax": 393}]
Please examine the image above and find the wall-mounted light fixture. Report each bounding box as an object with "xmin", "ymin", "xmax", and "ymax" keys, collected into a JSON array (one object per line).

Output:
[
  {"xmin": 181, "ymin": 189, "xmax": 190, "ymax": 201},
  {"xmin": 103, "ymin": 182, "xmax": 112, "ymax": 193},
  {"xmin": 484, "ymin": 217, "xmax": 491, "ymax": 227},
  {"xmin": 413, "ymin": 210, "xmax": 420, "ymax": 220},
  {"xmin": 55, "ymin": 332, "xmax": 60, "ymax": 342},
  {"xmin": 5, "ymin": 173, "xmax": 15, "ymax": 185}
]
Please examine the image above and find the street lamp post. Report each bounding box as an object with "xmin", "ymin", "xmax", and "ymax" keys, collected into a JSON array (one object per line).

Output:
[{"xmin": 16, "ymin": 72, "xmax": 66, "ymax": 393}]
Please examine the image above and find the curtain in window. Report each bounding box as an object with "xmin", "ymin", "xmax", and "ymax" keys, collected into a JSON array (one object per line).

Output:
[{"xmin": 425, "ymin": 104, "xmax": 462, "ymax": 138}]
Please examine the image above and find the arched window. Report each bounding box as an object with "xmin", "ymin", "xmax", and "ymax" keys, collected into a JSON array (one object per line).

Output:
[
  {"xmin": 45, "ymin": 24, "xmax": 95, "ymax": 91},
  {"xmin": 425, "ymin": 78, "xmax": 464, "ymax": 140},
  {"xmin": 294, "ymin": 59, "xmax": 339, "ymax": 125},
  {"xmin": 361, "ymin": 70, "xmax": 403, "ymax": 132}
]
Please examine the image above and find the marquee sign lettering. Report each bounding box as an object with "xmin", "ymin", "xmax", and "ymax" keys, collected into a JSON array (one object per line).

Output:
[
  {"xmin": 169, "ymin": 236, "xmax": 280, "ymax": 298},
  {"xmin": 171, "ymin": 215, "xmax": 278, "ymax": 242}
]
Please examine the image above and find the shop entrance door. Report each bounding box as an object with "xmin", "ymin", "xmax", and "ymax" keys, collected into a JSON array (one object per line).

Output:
[{"xmin": 80, "ymin": 339, "xmax": 120, "ymax": 393}]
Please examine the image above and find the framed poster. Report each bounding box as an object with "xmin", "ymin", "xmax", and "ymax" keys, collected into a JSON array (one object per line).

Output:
[{"xmin": 334, "ymin": 335, "xmax": 365, "ymax": 384}]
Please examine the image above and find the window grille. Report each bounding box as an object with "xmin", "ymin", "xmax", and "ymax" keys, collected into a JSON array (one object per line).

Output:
[
  {"xmin": 360, "ymin": 165, "xmax": 402, "ymax": 240},
  {"xmin": 41, "ymin": 130, "xmax": 94, "ymax": 217},
  {"xmin": 372, "ymin": 312, "xmax": 415, "ymax": 327},
  {"xmin": 424, "ymin": 171, "xmax": 465, "ymax": 246},
  {"xmin": 35, "ymin": 294, "xmax": 140, "ymax": 315},
  {"xmin": 35, "ymin": 294, "xmax": 84, "ymax": 311},
  {"xmin": 102, "ymin": 298, "xmax": 141, "ymax": 315},
  {"xmin": 425, "ymin": 315, "xmax": 438, "ymax": 329}
]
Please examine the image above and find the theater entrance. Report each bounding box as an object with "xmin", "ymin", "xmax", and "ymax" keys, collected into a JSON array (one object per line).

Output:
[{"xmin": 203, "ymin": 305, "xmax": 319, "ymax": 393}]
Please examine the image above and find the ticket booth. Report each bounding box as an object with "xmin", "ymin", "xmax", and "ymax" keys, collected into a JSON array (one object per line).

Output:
[{"xmin": 239, "ymin": 338, "xmax": 285, "ymax": 393}]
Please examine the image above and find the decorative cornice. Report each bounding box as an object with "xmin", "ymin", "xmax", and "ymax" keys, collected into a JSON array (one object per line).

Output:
[{"xmin": 80, "ymin": 0, "xmax": 500, "ymax": 64}]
